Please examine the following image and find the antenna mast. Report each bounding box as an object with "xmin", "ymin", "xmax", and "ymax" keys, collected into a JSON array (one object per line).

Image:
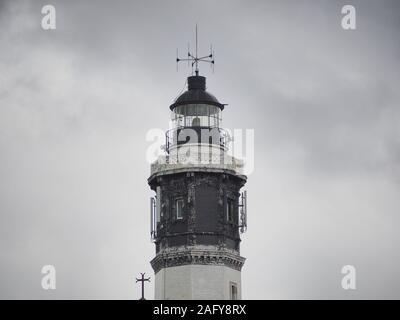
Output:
[{"xmin": 176, "ymin": 24, "xmax": 214, "ymax": 76}]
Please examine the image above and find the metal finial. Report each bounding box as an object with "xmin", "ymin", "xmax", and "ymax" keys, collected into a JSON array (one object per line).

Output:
[{"xmin": 176, "ymin": 24, "xmax": 214, "ymax": 75}]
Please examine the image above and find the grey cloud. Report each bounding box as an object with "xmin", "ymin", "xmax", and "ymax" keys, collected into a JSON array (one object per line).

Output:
[{"xmin": 0, "ymin": 0, "xmax": 399, "ymax": 299}]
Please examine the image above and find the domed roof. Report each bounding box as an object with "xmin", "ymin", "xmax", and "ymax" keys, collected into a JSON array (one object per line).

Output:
[{"xmin": 169, "ymin": 76, "xmax": 225, "ymax": 110}]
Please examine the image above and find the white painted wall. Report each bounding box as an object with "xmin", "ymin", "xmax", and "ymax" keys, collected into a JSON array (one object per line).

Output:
[{"xmin": 154, "ymin": 264, "xmax": 241, "ymax": 300}]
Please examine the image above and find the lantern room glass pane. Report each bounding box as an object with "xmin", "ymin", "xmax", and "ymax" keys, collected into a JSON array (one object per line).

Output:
[{"xmin": 172, "ymin": 104, "xmax": 221, "ymax": 128}]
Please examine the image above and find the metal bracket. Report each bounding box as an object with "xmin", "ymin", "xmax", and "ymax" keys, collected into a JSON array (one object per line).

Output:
[{"xmin": 238, "ymin": 190, "xmax": 247, "ymax": 233}]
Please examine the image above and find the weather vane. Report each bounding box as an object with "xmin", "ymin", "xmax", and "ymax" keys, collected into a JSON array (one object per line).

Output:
[{"xmin": 176, "ymin": 24, "xmax": 214, "ymax": 76}]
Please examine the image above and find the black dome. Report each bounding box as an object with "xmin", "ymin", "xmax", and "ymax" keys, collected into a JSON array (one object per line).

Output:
[{"xmin": 169, "ymin": 76, "xmax": 225, "ymax": 110}]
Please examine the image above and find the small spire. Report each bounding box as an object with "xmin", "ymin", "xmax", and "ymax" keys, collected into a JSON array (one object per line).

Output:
[{"xmin": 176, "ymin": 24, "xmax": 214, "ymax": 76}]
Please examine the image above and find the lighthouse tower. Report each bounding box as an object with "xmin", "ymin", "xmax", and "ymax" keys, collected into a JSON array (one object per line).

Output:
[{"xmin": 148, "ymin": 37, "xmax": 247, "ymax": 300}]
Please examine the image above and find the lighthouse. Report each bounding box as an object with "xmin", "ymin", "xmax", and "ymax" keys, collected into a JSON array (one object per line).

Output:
[{"xmin": 148, "ymin": 34, "xmax": 247, "ymax": 300}]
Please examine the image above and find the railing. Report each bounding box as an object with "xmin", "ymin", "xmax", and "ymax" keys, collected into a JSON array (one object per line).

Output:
[
  {"xmin": 165, "ymin": 126, "xmax": 230, "ymax": 154},
  {"xmin": 150, "ymin": 153, "xmax": 245, "ymax": 176}
]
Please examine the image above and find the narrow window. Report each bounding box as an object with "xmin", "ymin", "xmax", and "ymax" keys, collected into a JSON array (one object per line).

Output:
[
  {"xmin": 227, "ymin": 198, "xmax": 234, "ymax": 222},
  {"xmin": 175, "ymin": 198, "xmax": 184, "ymax": 220},
  {"xmin": 230, "ymin": 282, "xmax": 238, "ymax": 300}
]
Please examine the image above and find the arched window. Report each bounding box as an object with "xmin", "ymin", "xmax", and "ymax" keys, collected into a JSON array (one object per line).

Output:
[{"xmin": 192, "ymin": 117, "xmax": 200, "ymax": 126}]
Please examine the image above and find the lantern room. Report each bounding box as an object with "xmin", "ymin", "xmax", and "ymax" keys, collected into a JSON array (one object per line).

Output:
[{"xmin": 166, "ymin": 75, "xmax": 229, "ymax": 153}]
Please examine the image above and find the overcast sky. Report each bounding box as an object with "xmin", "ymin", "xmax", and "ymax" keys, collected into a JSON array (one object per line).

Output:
[{"xmin": 1, "ymin": 0, "xmax": 400, "ymax": 299}]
